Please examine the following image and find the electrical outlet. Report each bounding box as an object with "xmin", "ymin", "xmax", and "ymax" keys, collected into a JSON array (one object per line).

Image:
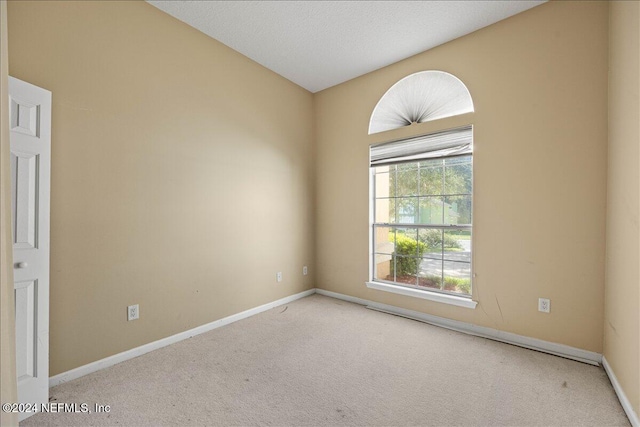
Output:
[
  {"xmin": 538, "ymin": 298, "xmax": 550, "ymax": 313},
  {"xmin": 127, "ymin": 304, "xmax": 139, "ymax": 321},
  {"xmin": 276, "ymin": 272, "xmax": 283, "ymax": 282},
  {"xmin": 303, "ymin": 266, "xmax": 308, "ymax": 276}
]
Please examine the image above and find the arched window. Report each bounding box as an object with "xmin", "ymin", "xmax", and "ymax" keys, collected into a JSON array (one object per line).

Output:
[
  {"xmin": 368, "ymin": 71, "xmax": 474, "ymax": 135},
  {"xmin": 367, "ymin": 71, "xmax": 476, "ymax": 308}
]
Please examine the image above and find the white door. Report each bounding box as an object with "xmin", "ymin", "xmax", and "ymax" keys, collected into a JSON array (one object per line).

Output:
[{"xmin": 9, "ymin": 76, "xmax": 51, "ymax": 421}]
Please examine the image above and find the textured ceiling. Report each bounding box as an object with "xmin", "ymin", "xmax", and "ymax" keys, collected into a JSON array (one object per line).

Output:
[{"xmin": 148, "ymin": 1, "xmax": 545, "ymax": 93}]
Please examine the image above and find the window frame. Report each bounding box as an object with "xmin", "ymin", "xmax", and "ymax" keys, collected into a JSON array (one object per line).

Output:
[{"xmin": 367, "ymin": 128, "xmax": 477, "ymax": 309}]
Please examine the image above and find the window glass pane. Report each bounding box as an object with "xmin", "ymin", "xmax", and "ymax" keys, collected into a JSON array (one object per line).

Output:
[
  {"xmin": 445, "ymin": 195, "xmax": 472, "ymax": 225},
  {"xmin": 392, "ymin": 256, "xmax": 418, "ymax": 286},
  {"xmin": 443, "ymin": 230, "xmax": 471, "ymax": 263},
  {"xmin": 419, "ymin": 161, "xmax": 444, "ymax": 196},
  {"xmin": 443, "ymin": 261, "xmax": 471, "ymax": 295},
  {"xmin": 419, "ymin": 228, "xmax": 443, "ymax": 259},
  {"xmin": 389, "ymin": 165, "xmax": 396, "ymax": 198},
  {"xmin": 375, "ymin": 198, "xmax": 395, "ymax": 223},
  {"xmin": 394, "ymin": 228, "xmax": 420, "ymax": 256},
  {"xmin": 397, "ymin": 197, "xmax": 418, "ymax": 224},
  {"xmin": 374, "ymin": 226, "xmax": 393, "ymax": 255},
  {"xmin": 444, "ymin": 155, "xmax": 472, "ymax": 166},
  {"xmin": 418, "ymin": 264, "xmax": 443, "ymax": 290},
  {"xmin": 389, "ymin": 227, "xmax": 421, "ymax": 284},
  {"xmin": 397, "ymin": 162, "xmax": 418, "ymax": 172},
  {"xmin": 419, "ymin": 197, "xmax": 444, "ymax": 224},
  {"xmin": 374, "ymin": 171, "xmax": 392, "ymax": 199},
  {"xmin": 420, "ymin": 158, "xmax": 445, "ymax": 168},
  {"xmin": 374, "ymin": 253, "xmax": 394, "ymax": 282},
  {"xmin": 444, "ymin": 156, "xmax": 472, "ymax": 195},
  {"xmin": 396, "ymin": 165, "xmax": 418, "ymax": 197}
]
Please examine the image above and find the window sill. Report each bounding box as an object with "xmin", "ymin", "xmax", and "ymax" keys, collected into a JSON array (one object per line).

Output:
[{"xmin": 365, "ymin": 281, "xmax": 477, "ymax": 309}]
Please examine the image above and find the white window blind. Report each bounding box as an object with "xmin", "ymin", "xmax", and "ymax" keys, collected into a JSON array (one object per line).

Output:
[
  {"xmin": 370, "ymin": 125, "xmax": 472, "ymax": 167},
  {"xmin": 368, "ymin": 71, "xmax": 474, "ymax": 135}
]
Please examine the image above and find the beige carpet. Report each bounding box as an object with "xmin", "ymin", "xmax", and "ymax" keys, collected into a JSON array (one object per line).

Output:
[{"xmin": 22, "ymin": 294, "xmax": 629, "ymax": 426}]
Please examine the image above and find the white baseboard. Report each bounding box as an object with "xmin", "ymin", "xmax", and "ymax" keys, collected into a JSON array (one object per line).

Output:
[
  {"xmin": 50, "ymin": 287, "xmax": 634, "ymax": 427},
  {"xmin": 603, "ymin": 356, "xmax": 640, "ymax": 427},
  {"xmin": 316, "ymin": 288, "xmax": 602, "ymax": 366},
  {"xmin": 315, "ymin": 288, "xmax": 371, "ymax": 306},
  {"xmin": 49, "ymin": 289, "xmax": 315, "ymax": 387}
]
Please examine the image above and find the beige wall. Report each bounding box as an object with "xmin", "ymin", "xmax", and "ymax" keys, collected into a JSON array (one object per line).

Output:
[
  {"xmin": 4, "ymin": 0, "xmax": 634, "ymax": 406},
  {"xmin": 605, "ymin": 0, "xmax": 640, "ymax": 417},
  {"xmin": 315, "ymin": 1, "xmax": 609, "ymax": 352},
  {"xmin": 7, "ymin": 0, "xmax": 315, "ymax": 376},
  {"xmin": 1, "ymin": 0, "xmax": 18, "ymax": 424}
]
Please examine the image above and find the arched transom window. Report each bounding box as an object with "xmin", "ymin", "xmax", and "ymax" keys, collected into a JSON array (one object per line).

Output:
[{"xmin": 368, "ymin": 70, "xmax": 474, "ymax": 135}]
